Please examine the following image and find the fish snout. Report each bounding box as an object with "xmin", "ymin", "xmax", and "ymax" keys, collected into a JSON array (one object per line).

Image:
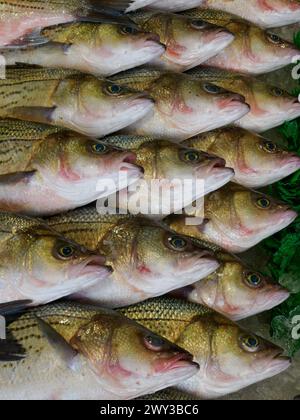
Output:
[
  {"xmin": 228, "ymin": 93, "xmax": 247, "ymax": 104},
  {"xmin": 144, "ymin": 32, "xmax": 161, "ymax": 44}
]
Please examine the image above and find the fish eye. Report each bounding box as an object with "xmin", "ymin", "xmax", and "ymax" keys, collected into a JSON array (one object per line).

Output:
[
  {"xmin": 239, "ymin": 335, "xmax": 260, "ymax": 353},
  {"xmin": 256, "ymin": 197, "xmax": 271, "ymax": 209},
  {"xmin": 105, "ymin": 83, "xmax": 124, "ymax": 96},
  {"xmin": 191, "ymin": 19, "xmax": 207, "ymax": 29},
  {"xmin": 144, "ymin": 334, "xmax": 165, "ymax": 351},
  {"xmin": 89, "ymin": 142, "xmax": 109, "ymax": 154},
  {"xmin": 245, "ymin": 272, "xmax": 263, "ymax": 288},
  {"xmin": 203, "ymin": 83, "xmax": 221, "ymax": 94},
  {"xmin": 166, "ymin": 235, "xmax": 189, "ymax": 251},
  {"xmin": 261, "ymin": 141, "xmax": 278, "ymax": 153},
  {"xmin": 271, "ymin": 87, "xmax": 284, "ymax": 97},
  {"xmin": 267, "ymin": 33, "xmax": 282, "ymax": 45},
  {"xmin": 120, "ymin": 25, "xmax": 139, "ymax": 35},
  {"xmin": 57, "ymin": 244, "xmax": 76, "ymax": 259},
  {"xmin": 180, "ymin": 149, "xmax": 202, "ymax": 164}
]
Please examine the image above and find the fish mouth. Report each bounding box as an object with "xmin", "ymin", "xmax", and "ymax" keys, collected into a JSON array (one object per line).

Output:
[
  {"xmin": 70, "ymin": 255, "xmax": 109, "ymax": 278},
  {"xmin": 155, "ymin": 352, "xmax": 198, "ymax": 373}
]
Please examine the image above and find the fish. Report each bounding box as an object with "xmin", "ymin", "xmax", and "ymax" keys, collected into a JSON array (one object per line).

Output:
[
  {"xmin": 0, "ymin": 66, "xmax": 154, "ymax": 137},
  {"xmin": 0, "ymin": 0, "xmax": 152, "ymax": 47},
  {"xmin": 0, "ymin": 212, "xmax": 111, "ymax": 305},
  {"xmin": 171, "ymin": 252, "xmax": 290, "ymax": 321},
  {"xmin": 110, "ymin": 68, "xmax": 250, "ymax": 141},
  {"xmin": 163, "ymin": 183, "xmax": 298, "ymax": 253},
  {"xmin": 0, "ymin": 120, "xmax": 143, "ymax": 216},
  {"xmin": 186, "ymin": 66, "xmax": 300, "ymax": 133},
  {"xmin": 0, "ymin": 300, "xmax": 199, "ymax": 399},
  {"xmin": 183, "ymin": 127, "xmax": 300, "ymax": 189},
  {"xmin": 180, "ymin": 9, "xmax": 300, "ymax": 75},
  {"xmin": 45, "ymin": 206, "xmax": 220, "ymax": 307},
  {"xmin": 148, "ymin": 0, "xmax": 300, "ymax": 28},
  {"xmin": 128, "ymin": 10, "xmax": 234, "ymax": 72},
  {"xmin": 100, "ymin": 135, "xmax": 234, "ymax": 215},
  {"xmin": 120, "ymin": 296, "xmax": 291, "ymax": 399},
  {"xmin": 0, "ymin": 22, "xmax": 165, "ymax": 76},
  {"xmin": 137, "ymin": 387, "xmax": 193, "ymax": 400}
]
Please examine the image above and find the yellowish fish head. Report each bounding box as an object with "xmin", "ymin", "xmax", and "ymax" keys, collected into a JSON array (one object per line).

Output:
[
  {"xmin": 78, "ymin": 77, "xmax": 154, "ymax": 135},
  {"xmin": 187, "ymin": 257, "xmax": 290, "ymax": 320},
  {"xmin": 70, "ymin": 311, "xmax": 199, "ymax": 399},
  {"xmin": 181, "ymin": 314, "xmax": 291, "ymax": 398},
  {"xmin": 9, "ymin": 227, "xmax": 109, "ymax": 303},
  {"xmin": 102, "ymin": 221, "xmax": 220, "ymax": 296},
  {"xmin": 92, "ymin": 23, "xmax": 165, "ymax": 73},
  {"xmin": 205, "ymin": 129, "xmax": 300, "ymax": 188},
  {"xmin": 145, "ymin": 13, "xmax": 234, "ymax": 71}
]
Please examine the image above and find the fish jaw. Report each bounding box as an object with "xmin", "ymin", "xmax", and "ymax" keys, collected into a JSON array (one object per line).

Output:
[
  {"xmin": 235, "ymin": 98, "xmax": 300, "ymax": 133},
  {"xmin": 177, "ymin": 354, "xmax": 291, "ymax": 399},
  {"xmin": 152, "ymin": 29, "xmax": 234, "ymax": 73},
  {"xmin": 234, "ymin": 153, "xmax": 300, "ymax": 188},
  {"xmin": 52, "ymin": 96, "xmax": 154, "ymax": 137}
]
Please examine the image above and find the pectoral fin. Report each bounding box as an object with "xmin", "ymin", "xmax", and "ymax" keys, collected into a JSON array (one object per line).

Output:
[
  {"xmin": 0, "ymin": 171, "xmax": 36, "ymax": 186},
  {"xmin": 35, "ymin": 316, "xmax": 79, "ymax": 371},
  {"xmin": 9, "ymin": 107, "xmax": 56, "ymax": 125},
  {"xmin": 0, "ymin": 30, "xmax": 50, "ymax": 49}
]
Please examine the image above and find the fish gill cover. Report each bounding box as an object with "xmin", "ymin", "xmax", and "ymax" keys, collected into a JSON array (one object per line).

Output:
[{"xmin": 263, "ymin": 31, "xmax": 300, "ymax": 356}]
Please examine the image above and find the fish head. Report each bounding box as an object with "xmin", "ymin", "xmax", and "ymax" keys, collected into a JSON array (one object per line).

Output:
[
  {"xmin": 246, "ymin": 27, "xmax": 300, "ymax": 73},
  {"xmin": 71, "ymin": 311, "xmax": 199, "ymax": 399},
  {"xmin": 218, "ymin": 129, "xmax": 300, "ymax": 188},
  {"xmin": 190, "ymin": 257, "xmax": 290, "ymax": 320},
  {"xmin": 256, "ymin": 0, "xmax": 300, "ymax": 27},
  {"xmin": 93, "ymin": 23, "xmax": 165, "ymax": 72},
  {"xmin": 138, "ymin": 141, "xmax": 234, "ymax": 197},
  {"xmin": 182, "ymin": 314, "xmax": 291, "ymax": 398},
  {"xmin": 13, "ymin": 228, "xmax": 110, "ymax": 302},
  {"xmin": 239, "ymin": 80, "xmax": 300, "ymax": 132},
  {"xmin": 104, "ymin": 221, "xmax": 220, "ymax": 295},
  {"xmin": 147, "ymin": 13, "xmax": 234, "ymax": 71},
  {"xmin": 154, "ymin": 73, "xmax": 249, "ymax": 134},
  {"xmin": 79, "ymin": 78, "xmax": 154, "ymax": 133},
  {"xmin": 52, "ymin": 135, "xmax": 143, "ymax": 193}
]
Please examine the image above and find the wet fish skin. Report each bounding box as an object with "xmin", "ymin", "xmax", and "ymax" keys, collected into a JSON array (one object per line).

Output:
[
  {"xmin": 110, "ymin": 68, "xmax": 250, "ymax": 141},
  {"xmin": 0, "ymin": 67, "xmax": 154, "ymax": 137},
  {"xmin": 0, "ymin": 120, "xmax": 142, "ymax": 216},
  {"xmin": 45, "ymin": 206, "xmax": 220, "ymax": 307},
  {"xmin": 186, "ymin": 66, "xmax": 300, "ymax": 133},
  {"xmin": 120, "ymin": 296, "xmax": 291, "ymax": 399},
  {"xmin": 0, "ymin": 212, "xmax": 110, "ymax": 305},
  {"xmin": 0, "ymin": 301, "xmax": 199, "ymax": 400},
  {"xmin": 129, "ymin": 10, "xmax": 234, "ymax": 72},
  {"xmin": 181, "ymin": 8, "xmax": 300, "ymax": 75},
  {"xmin": 101, "ymin": 135, "xmax": 234, "ymax": 214},
  {"xmin": 0, "ymin": 0, "xmax": 150, "ymax": 46},
  {"xmin": 183, "ymin": 127, "xmax": 300, "ymax": 189},
  {"xmin": 0, "ymin": 22, "xmax": 165, "ymax": 76},
  {"xmin": 171, "ymin": 252, "xmax": 290, "ymax": 321},
  {"xmin": 149, "ymin": 0, "xmax": 300, "ymax": 28},
  {"xmin": 164, "ymin": 183, "xmax": 298, "ymax": 253}
]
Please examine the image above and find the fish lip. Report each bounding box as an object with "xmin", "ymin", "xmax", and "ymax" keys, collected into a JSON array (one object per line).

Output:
[
  {"xmin": 121, "ymin": 152, "xmax": 137, "ymax": 166},
  {"xmin": 144, "ymin": 32, "xmax": 161, "ymax": 44},
  {"xmin": 155, "ymin": 352, "xmax": 198, "ymax": 373}
]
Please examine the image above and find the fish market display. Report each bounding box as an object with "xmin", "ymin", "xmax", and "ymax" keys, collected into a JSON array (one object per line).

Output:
[
  {"xmin": 46, "ymin": 206, "xmax": 220, "ymax": 307},
  {"xmin": 172, "ymin": 252, "xmax": 290, "ymax": 321},
  {"xmin": 0, "ymin": 22, "xmax": 165, "ymax": 76},
  {"xmin": 0, "ymin": 212, "xmax": 111, "ymax": 305},
  {"xmin": 164, "ymin": 183, "xmax": 298, "ymax": 253},
  {"xmin": 187, "ymin": 66, "xmax": 300, "ymax": 133},
  {"xmin": 0, "ymin": 67, "xmax": 154, "ymax": 137},
  {"xmin": 0, "ymin": 120, "xmax": 143, "ymax": 216},
  {"xmin": 149, "ymin": 0, "xmax": 300, "ymax": 28},
  {"xmin": 128, "ymin": 11, "xmax": 234, "ymax": 72},
  {"xmin": 0, "ymin": 301, "xmax": 199, "ymax": 400},
  {"xmin": 101, "ymin": 135, "xmax": 234, "ymax": 214},
  {"xmin": 111, "ymin": 68, "xmax": 250, "ymax": 140},
  {"xmin": 183, "ymin": 127, "xmax": 300, "ymax": 188},
  {"xmin": 181, "ymin": 9, "xmax": 300, "ymax": 75},
  {"xmin": 0, "ymin": 0, "xmax": 150, "ymax": 47},
  {"xmin": 120, "ymin": 297, "xmax": 291, "ymax": 399}
]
